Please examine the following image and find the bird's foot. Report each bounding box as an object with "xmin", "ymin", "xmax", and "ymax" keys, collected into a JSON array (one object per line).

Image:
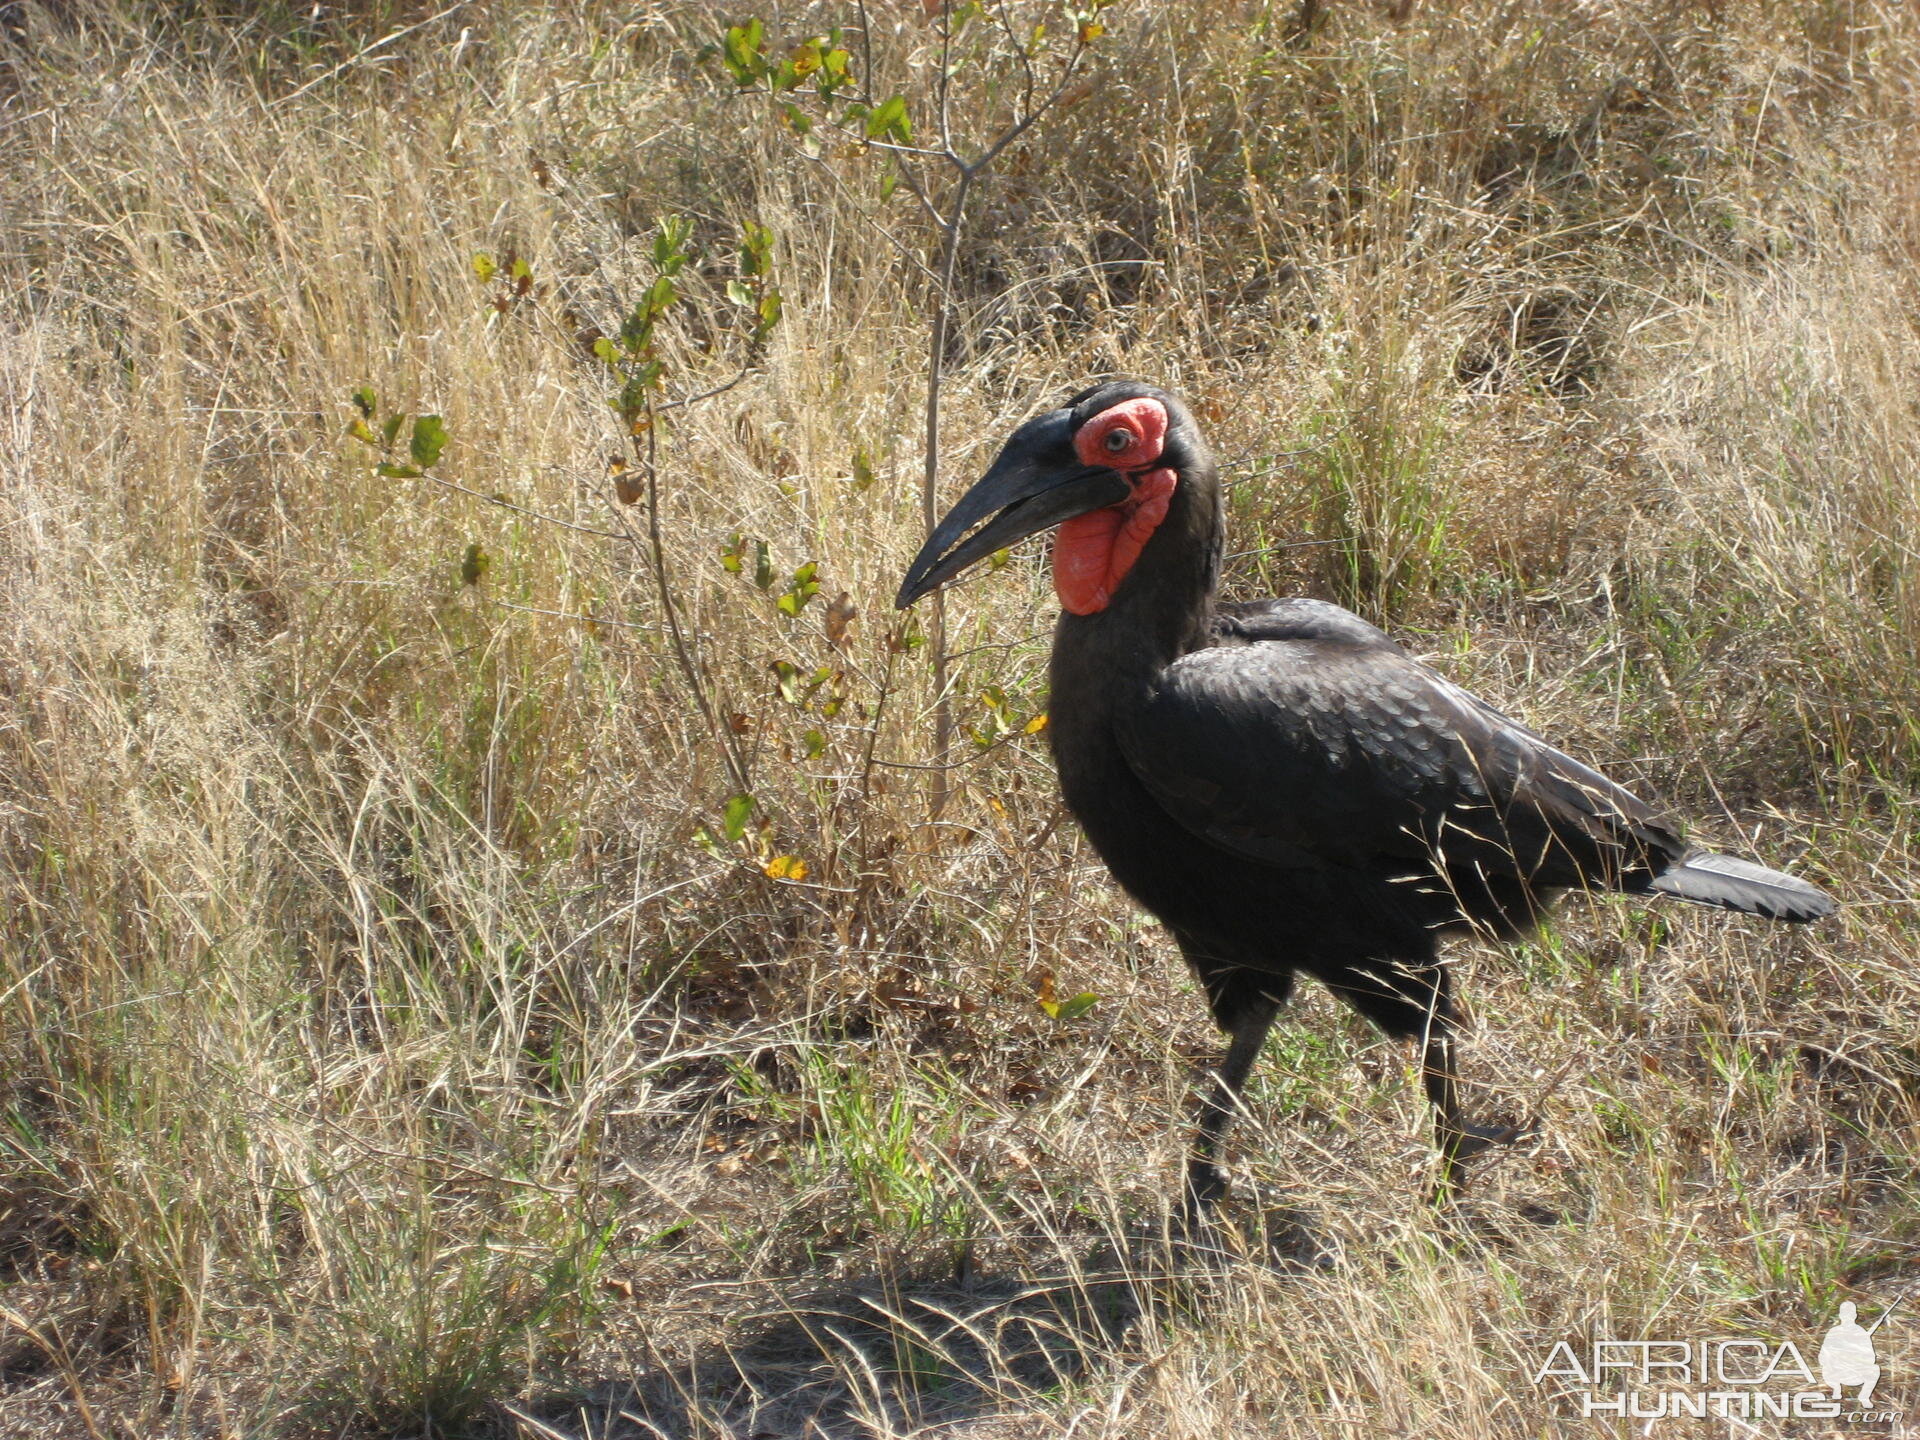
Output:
[
  {"xmin": 1248, "ymin": 1198, "xmax": 1338, "ymax": 1272},
  {"xmin": 1171, "ymin": 1164, "xmax": 1335, "ymax": 1274},
  {"xmin": 1433, "ymin": 1115, "xmax": 1538, "ymax": 1204},
  {"xmin": 1179, "ymin": 1159, "xmax": 1229, "ymax": 1223},
  {"xmin": 1437, "ymin": 1196, "xmax": 1569, "ymax": 1254},
  {"xmin": 1169, "ymin": 1161, "xmax": 1232, "ymax": 1270},
  {"xmin": 1447, "ymin": 1117, "xmax": 1536, "ymax": 1164}
]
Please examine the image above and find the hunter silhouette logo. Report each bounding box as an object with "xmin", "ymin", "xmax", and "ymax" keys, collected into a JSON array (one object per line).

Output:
[
  {"xmin": 1535, "ymin": 1299, "xmax": 1903, "ymax": 1423},
  {"xmin": 1820, "ymin": 1301, "xmax": 1886, "ymax": 1406}
]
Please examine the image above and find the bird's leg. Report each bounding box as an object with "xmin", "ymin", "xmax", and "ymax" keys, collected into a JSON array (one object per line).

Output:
[
  {"xmin": 1421, "ymin": 1027, "xmax": 1532, "ymax": 1200},
  {"xmin": 1181, "ymin": 996, "xmax": 1281, "ymax": 1227}
]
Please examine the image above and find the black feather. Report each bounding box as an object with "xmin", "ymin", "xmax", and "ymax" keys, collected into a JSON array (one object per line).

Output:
[{"xmin": 1651, "ymin": 851, "xmax": 1835, "ymax": 922}]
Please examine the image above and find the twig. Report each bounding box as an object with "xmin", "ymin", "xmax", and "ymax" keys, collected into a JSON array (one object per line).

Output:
[
  {"xmin": 915, "ymin": 37, "xmax": 1091, "ymax": 822},
  {"xmin": 920, "ymin": 161, "xmax": 975, "ymax": 820},
  {"xmin": 421, "ymin": 472, "xmax": 628, "ymax": 540},
  {"xmin": 655, "ymin": 363, "xmax": 754, "ymax": 413},
  {"xmin": 640, "ymin": 397, "xmax": 753, "ymax": 796}
]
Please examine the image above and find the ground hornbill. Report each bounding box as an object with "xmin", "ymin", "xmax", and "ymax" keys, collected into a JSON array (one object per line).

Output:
[{"xmin": 896, "ymin": 380, "xmax": 1834, "ymax": 1216}]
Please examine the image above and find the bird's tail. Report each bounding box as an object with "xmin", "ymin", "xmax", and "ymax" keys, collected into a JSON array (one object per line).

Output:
[{"xmin": 1649, "ymin": 851, "xmax": 1835, "ymax": 923}]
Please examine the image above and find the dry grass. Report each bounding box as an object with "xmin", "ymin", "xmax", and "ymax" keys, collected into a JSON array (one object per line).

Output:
[{"xmin": 2, "ymin": 0, "xmax": 1918, "ymax": 1435}]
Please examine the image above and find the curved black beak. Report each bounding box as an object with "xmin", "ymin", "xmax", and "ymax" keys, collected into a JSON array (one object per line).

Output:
[{"xmin": 895, "ymin": 409, "xmax": 1130, "ymax": 609}]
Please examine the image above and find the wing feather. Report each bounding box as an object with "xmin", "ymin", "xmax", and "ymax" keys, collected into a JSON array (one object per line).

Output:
[{"xmin": 1120, "ymin": 610, "xmax": 1685, "ymax": 902}]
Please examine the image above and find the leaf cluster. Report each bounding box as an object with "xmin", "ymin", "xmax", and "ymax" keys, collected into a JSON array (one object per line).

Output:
[{"xmin": 346, "ymin": 386, "xmax": 447, "ymax": 479}]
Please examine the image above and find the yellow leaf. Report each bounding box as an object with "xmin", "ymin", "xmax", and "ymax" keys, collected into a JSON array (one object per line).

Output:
[
  {"xmin": 764, "ymin": 854, "xmax": 809, "ymax": 881},
  {"xmin": 1024, "ymin": 713, "xmax": 1049, "ymax": 734}
]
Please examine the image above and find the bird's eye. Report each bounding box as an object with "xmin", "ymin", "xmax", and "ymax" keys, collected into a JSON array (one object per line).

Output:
[{"xmin": 1104, "ymin": 427, "xmax": 1135, "ymax": 454}]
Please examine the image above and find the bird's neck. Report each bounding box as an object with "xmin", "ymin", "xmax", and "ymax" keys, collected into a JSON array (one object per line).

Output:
[
  {"xmin": 1045, "ymin": 473, "xmax": 1220, "ymax": 830},
  {"xmin": 1053, "ymin": 469, "xmax": 1223, "ymax": 685}
]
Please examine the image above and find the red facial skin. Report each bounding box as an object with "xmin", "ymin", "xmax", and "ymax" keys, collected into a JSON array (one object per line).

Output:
[{"xmin": 1053, "ymin": 397, "xmax": 1176, "ymax": 615}]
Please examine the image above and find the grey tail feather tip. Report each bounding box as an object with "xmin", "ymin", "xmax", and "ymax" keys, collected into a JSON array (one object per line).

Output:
[{"xmin": 1649, "ymin": 851, "xmax": 1836, "ymax": 923}]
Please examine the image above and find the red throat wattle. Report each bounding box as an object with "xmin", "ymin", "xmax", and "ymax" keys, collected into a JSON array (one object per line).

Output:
[{"xmin": 1053, "ymin": 397, "xmax": 1176, "ymax": 615}]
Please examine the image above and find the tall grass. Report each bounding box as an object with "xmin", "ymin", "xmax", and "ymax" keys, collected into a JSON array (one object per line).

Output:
[{"xmin": 2, "ymin": 1, "xmax": 1917, "ymax": 1435}]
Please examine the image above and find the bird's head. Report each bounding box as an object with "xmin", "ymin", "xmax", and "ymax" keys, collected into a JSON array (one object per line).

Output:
[{"xmin": 894, "ymin": 381, "xmax": 1206, "ymax": 616}]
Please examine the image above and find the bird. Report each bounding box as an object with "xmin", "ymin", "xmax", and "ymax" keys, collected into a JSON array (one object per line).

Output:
[{"xmin": 895, "ymin": 379, "xmax": 1834, "ymax": 1219}]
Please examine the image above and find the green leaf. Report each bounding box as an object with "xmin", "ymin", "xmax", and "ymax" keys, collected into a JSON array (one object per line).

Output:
[
  {"xmin": 652, "ymin": 217, "xmax": 692, "ymax": 277},
  {"xmin": 460, "ymin": 542, "xmax": 490, "ymax": 586},
  {"xmin": 1052, "ymin": 992, "xmax": 1100, "ymax": 1021},
  {"xmin": 646, "ymin": 274, "xmax": 677, "ymax": 316},
  {"xmin": 380, "ymin": 413, "xmax": 406, "ymax": 449},
  {"xmin": 471, "ymin": 252, "xmax": 497, "ymax": 284},
  {"xmin": 719, "ymin": 532, "xmax": 746, "ymax": 574},
  {"xmin": 350, "ymin": 385, "xmax": 378, "ymax": 420},
  {"xmin": 754, "ymin": 287, "xmax": 783, "ymax": 341},
  {"xmin": 726, "ymin": 279, "xmax": 754, "ymax": 307},
  {"xmin": 802, "ymin": 728, "xmax": 827, "ymax": 759},
  {"xmin": 722, "ymin": 793, "xmax": 753, "ymax": 844},
  {"xmin": 510, "ymin": 256, "xmax": 532, "ymax": 281},
  {"xmin": 851, "ymin": 447, "xmax": 876, "ymax": 491},
  {"xmin": 721, "ymin": 20, "xmax": 765, "ymax": 86},
  {"xmin": 592, "ymin": 336, "xmax": 621, "ymax": 364},
  {"xmin": 409, "ymin": 414, "xmax": 448, "ymax": 469},
  {"xmin": 347, "ymin": 418, "xmax": 378, "ymax": 446},
  {"xmin": 613, "ymin": 371, "xmax": 661, "ymax": 423},
  {"xmin": 739, "ymin": 221, "xmax": 775, "ymax": 278},
  {"xmin": 864, "ymin": 95, "xmax": 900, "ymax": 142},
  {"xmin": 619, "ymin": 302, "xmax": 653, "ymax": 355},
  {"xmin": 770, "ymin": 660, "xmax": 801, "ymax": 704},
  {"xmin": 865, "ymin": 95, "xmax": 910, "ymax": 145},
  {"xmin": 752, "ymin": 540, "xmax": 774, "ymax": 591},
  {"xmin": 375, "ymin": 462, "xmax": 422, "ymax": 479},
  {"xmin": 777, "ymin": 560, "xmax": 821, "ymax": 617}
]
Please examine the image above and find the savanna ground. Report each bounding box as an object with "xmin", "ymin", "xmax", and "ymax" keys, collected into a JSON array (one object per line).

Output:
[{"xmin": 2, "ymin": 0, "xmax": 1918, "ymax": 1435}]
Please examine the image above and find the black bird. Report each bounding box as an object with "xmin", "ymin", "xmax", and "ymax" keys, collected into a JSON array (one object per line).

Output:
[{"xmin": 897, "ymin": 380, "xmax": 1833, "ymax": 1213}]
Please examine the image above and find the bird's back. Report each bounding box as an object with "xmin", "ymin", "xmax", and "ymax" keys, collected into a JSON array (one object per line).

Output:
[{"xmin": 1123, "ymin": 599, "xmax": 1692, "ymax": 935}]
